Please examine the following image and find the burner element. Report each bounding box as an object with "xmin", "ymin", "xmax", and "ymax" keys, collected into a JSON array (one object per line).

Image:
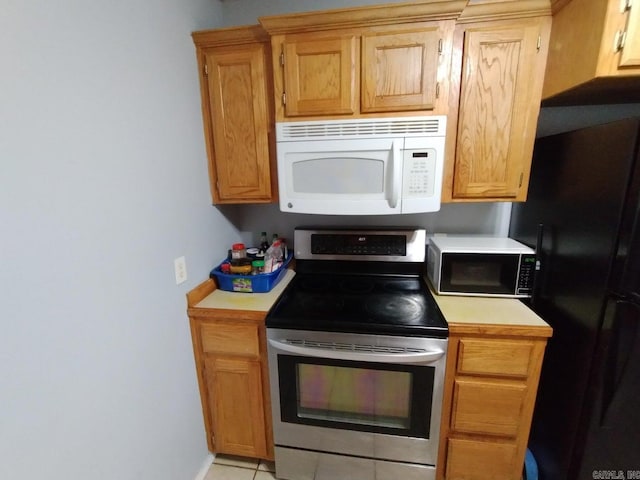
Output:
[{"xmin": 365, "ymin": 295, "xmax": 425, "ymax": 322}]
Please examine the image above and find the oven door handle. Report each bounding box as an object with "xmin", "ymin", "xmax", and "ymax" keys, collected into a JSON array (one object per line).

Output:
[{"xmin": 268, "ymin": 339, "xmax": 446, "ymax": 364}]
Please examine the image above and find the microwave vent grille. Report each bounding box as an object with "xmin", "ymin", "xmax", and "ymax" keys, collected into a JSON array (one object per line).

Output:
[{"xmin": 277, "ymin": 116, "xmax": 445, "ymax": 141}]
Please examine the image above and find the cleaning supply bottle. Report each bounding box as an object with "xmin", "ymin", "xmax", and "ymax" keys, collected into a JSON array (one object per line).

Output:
[{"xmin": 264, "ymin": 239, "xmax": 284, "ymax": 273}]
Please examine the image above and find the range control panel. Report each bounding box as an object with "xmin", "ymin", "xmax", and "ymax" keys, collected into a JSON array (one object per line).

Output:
[{"xmin": 311, "ymin": 234, "xmax": 407, "ymax": 256}]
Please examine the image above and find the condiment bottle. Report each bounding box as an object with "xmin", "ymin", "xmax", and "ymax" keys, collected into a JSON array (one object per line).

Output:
[
  {"xmin": 259, "ymin": 232, "xmax": 270, "ymax": 253},
  {"xmin": 229, "ymin": 258, "xmax": 252, "ymax": 274},
  {"xmin": 231, "ymin": 243, "xmax": 247, "ymax": 260},
  {"xmin": 251, "ymin": 259, "xmax": 265, "ymax": 275}
]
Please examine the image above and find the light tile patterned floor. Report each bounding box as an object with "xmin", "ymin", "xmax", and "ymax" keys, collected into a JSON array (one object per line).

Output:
[{"xmin": 204, "ymin": 454, "xmax": 276, "ymax": 480}]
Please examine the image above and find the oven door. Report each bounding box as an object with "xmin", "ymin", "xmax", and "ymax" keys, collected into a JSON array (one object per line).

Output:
[{"xmin": 266, "ymin": 328, "xmax": 447, "ymax": 466}]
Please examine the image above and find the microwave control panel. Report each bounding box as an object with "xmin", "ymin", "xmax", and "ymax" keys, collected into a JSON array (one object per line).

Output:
[
  {"xmin": 403, "ymin": 149, "xmax": 436, "ymax": 197},
  {"xmin": 516, "ymin": 254, "xmax": 537, "ymax": 294}
]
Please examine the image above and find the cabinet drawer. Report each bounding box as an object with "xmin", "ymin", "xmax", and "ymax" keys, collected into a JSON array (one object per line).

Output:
[
  {"xmin": 451, "ymin": 378, "xmax": 526, "ymax": 437},
  {"xmin": 446, "ymin": 437, "xmax": 518, "ymax": 480},
  {"xmin": 457, "ymin": 338, "xmax": 532, "ymax": 378},
  {"xmin": 201, "ymin": 323, "xmax": 260, "ymax": 358}
]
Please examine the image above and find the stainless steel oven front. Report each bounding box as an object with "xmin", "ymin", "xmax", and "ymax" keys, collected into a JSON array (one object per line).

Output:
[{"xmin": 266, "ymin": 327, "xmax": 447, "ymax": 480}]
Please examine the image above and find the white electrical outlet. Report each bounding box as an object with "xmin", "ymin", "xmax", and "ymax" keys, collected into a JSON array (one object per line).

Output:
[{"xmin": 174, "ymin": 256, "xmax": 187, "ymax": 285}]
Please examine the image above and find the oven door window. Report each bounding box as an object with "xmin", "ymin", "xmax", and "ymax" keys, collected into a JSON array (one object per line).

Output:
[{"xmin": 277, "ymin": 355, "xmax": 434, "ymax": 438}]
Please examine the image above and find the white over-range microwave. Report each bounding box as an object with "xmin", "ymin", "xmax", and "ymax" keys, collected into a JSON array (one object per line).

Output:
[
  {"xmin": 427, "ymin": 235, "xmax": 537, "ymax": 298},
  {"xmin": 275, "ymin": 116, "xmax": 446, "ymax": 215}
]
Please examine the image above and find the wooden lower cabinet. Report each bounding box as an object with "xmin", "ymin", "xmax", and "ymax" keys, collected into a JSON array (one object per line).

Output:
[
  {"xmin": 447, "ymin": 438, "xmax": 518, "ymax": 480},
  {"xmin": 438, "ymin": 330, "xmax": 550, "ymax": 480},
  {"xmin": 187, "ymin": 280, "xmax": 274, "ymax": 460},
  {"xmin": 204, "ymin": 355, "xmax": 267, "ymax": 458}
]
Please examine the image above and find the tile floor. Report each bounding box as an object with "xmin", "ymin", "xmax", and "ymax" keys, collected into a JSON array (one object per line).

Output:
[{"xmin": 204, "ymin": 454, "xmax": 276, "ymax": 480}]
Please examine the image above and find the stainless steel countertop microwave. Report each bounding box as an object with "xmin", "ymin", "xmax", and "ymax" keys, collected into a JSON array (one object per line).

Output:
[{"xmin": 427, "ymin": 235, "xmax": 536, "ymax": 298}]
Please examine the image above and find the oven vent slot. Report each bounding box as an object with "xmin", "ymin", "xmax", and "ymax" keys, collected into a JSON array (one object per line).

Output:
[{"xmin": 285, "ymin": 339, "xmax": 427, "ymax": 354}]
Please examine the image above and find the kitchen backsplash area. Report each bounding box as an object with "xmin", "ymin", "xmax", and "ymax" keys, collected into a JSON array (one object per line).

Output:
[{"xmin": 217, "ymin": 201, "xmax": 512, "ymax": 248}]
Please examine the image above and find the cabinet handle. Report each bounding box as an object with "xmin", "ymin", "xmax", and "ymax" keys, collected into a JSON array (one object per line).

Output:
[
  {"xmin": 436, "ymin": 82, "xmax": 440, "ymax": 99},
  {"xmin": 614, "ymin": 30, "xmax": 627, "ymax": 52}
]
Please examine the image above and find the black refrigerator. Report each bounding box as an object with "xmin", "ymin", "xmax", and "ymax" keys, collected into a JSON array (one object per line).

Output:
[{"xmin": 509, "ymin": 117, "xmax": 640, "ymax": 480}]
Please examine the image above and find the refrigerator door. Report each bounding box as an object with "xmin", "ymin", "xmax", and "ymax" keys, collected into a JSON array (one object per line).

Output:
[
  {"xmin": 609, "ymin": 121, "xmax": 640, "ymax": 301},
  {"xmin": 576, "ymin": 298, "xmax": 640, "ymax": 478},
  {"xmin": 511, "ymin": 118, "xmax": 640, "ymax": 325},
  {"xmin": 509, "ymin": 117, "xmax": 640, "ymax": 480}
]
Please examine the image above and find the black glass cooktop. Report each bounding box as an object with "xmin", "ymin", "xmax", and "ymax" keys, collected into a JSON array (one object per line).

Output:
[{"xmin": 266, "ymin": 273, "xmax": 448, "ymax": 338}]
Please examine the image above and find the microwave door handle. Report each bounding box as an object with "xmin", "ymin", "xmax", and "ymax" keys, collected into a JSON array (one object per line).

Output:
[
  {"xmin": 389, "ymin": 140, "xmax": 402, "ymax": 209},
  {"xmin": 268, "ymin": 338, "xmax": 445, "ymax": 364}
]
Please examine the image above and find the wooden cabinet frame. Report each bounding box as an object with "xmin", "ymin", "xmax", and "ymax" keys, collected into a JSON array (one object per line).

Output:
[
  {"xmin": 436, "ymin": 324, "xmax": 552, "ymax": 480},
  {"xmin": 442, "ymin": 9, "xmax": 552, "ymax": 202},
  {"xmin": 192, "ymin": 26, "xmax": 278, "ymax": 205},
  {"xmin": 259, "ymin": 2, "xmax": 465, "ymax": 122},
  {"xmin": 187, "ymin": 280, "xmax": 274, "ymax": 460},
  {"xmin": 542, "ymin": 0, "xmax": 640, "ymax": 104}
]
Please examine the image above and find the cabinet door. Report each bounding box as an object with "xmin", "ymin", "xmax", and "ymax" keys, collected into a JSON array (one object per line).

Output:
[
  {"xmin": 205, "ymin": 356, "xmax": 268, "ymax": 458},
  {"xmin": 453, "ymin": 19, "xmax": 548, "ymax": 200},
  {"xmin": 451, "ymin": 378, "xmax": 526, "ymax": 437},
  {"xmin": 620, "ymin": 0, "xmax": 640, "ymax": 68},
  {"xmin": 446, "ymin": 438, "xmax": 518, "ymax": 480},
  {"xmin": 204, "ymin": 44, "xmax": 273, "ymax": 202},
  {"xmin": 361, "ymin": 29, "xmax": 440, "ymax": 113},
  {"xmin": 282, "ymin": 35, "xmax": 357, "ymax": 116}
]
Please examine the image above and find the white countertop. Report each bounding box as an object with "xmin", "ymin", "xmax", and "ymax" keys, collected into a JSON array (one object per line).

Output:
[
  {"xmin": 432, "ymin": 290, "xmax": 550, "ymax": 329},
  {"xmin": 195, "ymin": 269, "xmax": 295, "ymax": 312}
]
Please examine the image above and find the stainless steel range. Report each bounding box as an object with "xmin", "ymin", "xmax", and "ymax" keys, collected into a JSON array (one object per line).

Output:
[{"xmin": 266, "ymin": 227, "xmax": 448, "ymax": 480}]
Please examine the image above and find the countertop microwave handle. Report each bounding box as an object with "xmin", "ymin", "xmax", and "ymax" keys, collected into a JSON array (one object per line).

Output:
[
  {"xmin": 389, "ymin": 140, "xmax": 402, "ymax": 209},
  {"xmin": 268, "ymin": 338, "xmax": 445, "ymax": 365}
]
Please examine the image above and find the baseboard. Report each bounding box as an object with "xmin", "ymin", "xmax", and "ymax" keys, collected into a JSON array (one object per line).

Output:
[{"xmin": 193, "ymin": 453, "xmax": 215, "ymax": 480}]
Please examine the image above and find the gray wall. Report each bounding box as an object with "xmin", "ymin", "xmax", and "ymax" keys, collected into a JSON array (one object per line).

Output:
[{"xmin": 0, "ymin": 1, "xmax": 236, "ymax": 479}]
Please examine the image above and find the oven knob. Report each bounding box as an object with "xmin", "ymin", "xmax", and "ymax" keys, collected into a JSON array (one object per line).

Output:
[{"xmin": 287, "ymin": 202, "xmax": 293, "ymax": 208}]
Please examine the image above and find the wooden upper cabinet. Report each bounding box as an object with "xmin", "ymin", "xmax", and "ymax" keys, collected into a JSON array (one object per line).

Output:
[
  {"xmin": 542, "ymin": 0, "xmax": 640, "ymax": 104},
  {"xmin": 276, "ymin": 27, "xmax": 451, "ymax": 120},
  {"xmin": 282, "ymin": 34, "xmax": 357, "ymax": 116},
  {"xmin": 361, "ymin": 29, "xmax": 442, "ymax": 113},
  {"xmin": 260, "ymin": 2, "xmax": 466, "ymax": 122},
  {"xmin": 449, "ymin": 17, "xmax": 551, "ymax": 201},
  {"xmin": 620, "ymin": 0, "xmax": 640, "ymax": 67},
  {"xmin": 192, "ymin": 26, "xmax": 277, "ymax": 205}
]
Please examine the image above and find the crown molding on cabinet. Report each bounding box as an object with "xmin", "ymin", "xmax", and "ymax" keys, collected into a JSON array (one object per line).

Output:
[
  {"xmin": 258, "ymin": 0, "xmax": 467, "ymax": 34},
  {"xmin": 457, "ymin": 0, "xmax": 552, "ymax": 23},
  {"xmin": 191, "ymin": 24, "xmax": 269, "ymax": 47}
]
